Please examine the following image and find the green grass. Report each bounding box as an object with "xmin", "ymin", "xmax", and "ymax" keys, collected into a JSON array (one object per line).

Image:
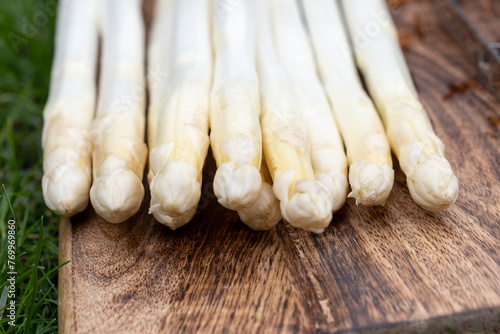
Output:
[{"xmin": 0, "ymin": 0, "xmax": 62, "ymax": 333}]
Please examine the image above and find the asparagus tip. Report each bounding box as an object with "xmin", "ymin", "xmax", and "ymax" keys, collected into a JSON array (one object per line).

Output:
[
  {"xmin": 348, "ymin": 160, "xmax": 394, "ymax": 206},
  {"xmin": 237, "ymin": 182, "xmax": 282, "ymax": 230},
  {"xmin": 274, "ymin": 172, "xmax": 334, "ymax": 233},
  {"xmin": 42, "ymin": 151, "xmax": 91, "ymax": 217},
  {"xmin": 407, "ymin": 154, "xmax": 459, "ymax": 211},
  {"xmin": 90, "ymin": 156, "xmax": 144, "ymax": 224},
  {"xmin": 213, "ymin": 161, "xmax": 262, "ymax": 211},
  {"xmin": 150, "ymin": 160, "xmax": 201, "ymax": 218}
]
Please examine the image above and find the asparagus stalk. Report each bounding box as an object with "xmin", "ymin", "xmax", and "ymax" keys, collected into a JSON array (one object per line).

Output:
[
  {"xmin": 271, "ymin": 0, "xmax": 349, "ymax": 214},
  {"xmin": 42, "ymin": 0, "xmax": 99, "ymax": 216},
  {"xmin": 341, "ymin": 0, "xmax": 459, "ymax": 211},
  {"xmin": 257, "ymin": 0, "xmax": 338, "ymax": 233},
  {"xmin": 301, "ymin": 0, "xmax": 394, "ymax": 206},
  {"xmin": 210, "ymin": 0, "xmax": 263, "ymax": 211},
  {"xmin": 148, "ymin": 0, "xmax": 212, "ymax": 228},
  {"xmin": 147, "ymin": 0, "xmax": 192, "ymax": 229},
  {"xmin": 89, "ymin": 0, "xmax": 147, "ymax": 223}
]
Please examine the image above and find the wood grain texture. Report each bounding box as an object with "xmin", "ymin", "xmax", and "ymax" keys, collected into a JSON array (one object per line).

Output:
[
  {"xmin": 458, "ymin": 0, "xmax": 500, "ymax": 43},
  {"xmin": 58, "ymin": 0, "xmax": 500, "ymax": 333}
]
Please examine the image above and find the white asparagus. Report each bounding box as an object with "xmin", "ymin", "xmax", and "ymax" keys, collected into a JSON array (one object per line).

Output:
[
  {"xmin": 271, "ymin": 0, "xmax": 349, "ymax": 215},
  {"xmin": 257, "ymin": 0, "xmax": 336, "ymax": 233},
  {"xmin": 302, "ymin": 0, "xmax": 394, "ymax": 206},
  {"xmin": 148, "ymin": 0, "xmax": 212, "ymax": 229},
  {"xmin": 42, "ymin": 0, "xmax": 99, "ymax": 216},
  {"xmin": 147, "ymin": 0, "xmax": 280, "ymax": 230},
  {"xmin": 237, "ymin": 159, "xmax": 282, "ymax": 230},
  {"xmin": 341, "ymin": 0, "xmax": 459, "ymax": 211},
  {"xmin": 210, "ymin": 0, "xmax": 263, "ymax": 211},
  {"xmin": 147, "ymin": 0, "xmax": 194, "ymax": 229},
  {"xmin": 89, "ymin": 0, "xmax": 147, "ymax": 223}
]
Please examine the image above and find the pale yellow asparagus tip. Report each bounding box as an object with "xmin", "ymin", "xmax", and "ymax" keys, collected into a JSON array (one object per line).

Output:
[
  {"xmin": 213, "ymin": 133, "xmax": 262, "ymax": 210},
  {"xmin": 400, "ymin": 135, "xmax": 459, "ymax": 211},
  {"xmin": 274, "ymin": 170, "xmax": 333, "ymax": 234},
  {"xmin": 348, "ymin": 160, "xmax": 394, "ymax": 206},
  {"xmin": 90, "ymin": 110, "xmax": 147, "ymax": 223},
  {"xmin": 42, "ymin": 146, "xmax": 91, "ymax": 216},
  {"xmin": 89, "ymin": 154, "xmax": 145, "ymax": 223},
  {"xmin": 149, "ymin": 156, "xmax": 201, "ymax": 218},
  {"xmin": 213, "ymin": 161, "xmax": 262, "ymax": 211},
  {"xmin": 237, "ymin": 182, "xmax": 281, "ymax": 230}
]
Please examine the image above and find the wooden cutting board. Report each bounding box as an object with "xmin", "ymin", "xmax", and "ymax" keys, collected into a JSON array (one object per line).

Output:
[{"xmin": 58, "ymin": 0, "xmax": 500, "ymax": 333}]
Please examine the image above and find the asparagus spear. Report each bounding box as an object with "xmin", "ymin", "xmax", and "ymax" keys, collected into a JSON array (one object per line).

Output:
[
  {"xmin": 257, "ymin": 0, "xmax": 340, "ymax": 233},
  {"xmin": 147, "ymin": 0, "xmax": 193, "ymax": 229},
  {"xmin": 148, "ymin": 0, "xmax": 212, "ymax": 228},
  {"xmin": 210, "ymin": 0, "xmax": 263, "ymax": 211},
  {"xmin": 302, "ymin": 0, "xmax": 394, "ymax": 207},
  {"xmin": 42, "ymin": 0, "xmax": 99, "ymax": 217},
  {"xmin": 89, "ymin": 0, "xmax": 148, "ymax": 223},
  {"xmin": 341, "ymin": 0, "xmax": 459, "ymax": 211},
  {"xmin": 271, "ymin": 0, "xmax": 349, "ymax": 216}
]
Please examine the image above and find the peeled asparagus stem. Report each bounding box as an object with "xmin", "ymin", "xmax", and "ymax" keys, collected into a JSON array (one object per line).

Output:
[
  {"xmin": 272, "ymin": 0, "xmax": 349, "ymax": 217},
  {"xmin": 257, "ymin": 0, "xmax": 335, "ymax": 233},
  {"xmin": 210, "ymin": 0, "xmax": 263, "ymax": 211},
  {"xmin": 302, "ymin": 0, "xmax": 394, "ymax": 206},
  {"xmin": 341, "ymin": 0, "xmax": 459, "ymax": 211},
  {"xmin": 148, "ymin": 0, "xmax": 212, "ymax": 229},
  {"xmin": 42, "ymin": 0, "xmax": 99, "ymax": 216},
  {"xmin": 88, "ymin": 0, "xmax": 147, "ymax": 223},
  {"xmin": 237, "ymin": 158, "xmax": 282, "ymax": 230}
]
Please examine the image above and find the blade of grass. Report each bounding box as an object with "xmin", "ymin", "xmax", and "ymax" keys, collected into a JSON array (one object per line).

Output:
[
  {"xmin": 23, "ymin": 217, "xmax": 44, "ymax": 331},
  {"xmin": 1, "ymin": 185, "xmax": 17, "ymax": 222},
  {"xmin": 0, "ymin": 287, "xmax": 8, "ymax": 319}
]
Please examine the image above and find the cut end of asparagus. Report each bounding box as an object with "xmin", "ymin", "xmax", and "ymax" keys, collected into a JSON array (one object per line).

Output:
[
  {"xmin": 150, "ymin": 206, "xmax": 196, "ymax": 230},
  {"xmin": 213, "ymin": 161, "xmax": 262, "ymax": 210},
  {"xmin": 348, "ymin": 160, "xmax": 394, "ymax": 206},
  {"xmin": 237, "ymin": 182, "xmax": 282, "ymax": 230},
  {"xmin": 90, "ymin": 156, "xmax": 144, "ymax": 223},
  {"xmin": 150, "ymin": 160, "xmax": 201, "ymax": 218},
  {"xmin": 274, "ymin": 171, "xmax": 333, "ymax": 233},
  {"xmin": 42, "ymin": 148, "xmax": 91, "ymax": 216},
  {"xmin": 407, "ymin": 153, "xmax": 459, "ymax": 211}
]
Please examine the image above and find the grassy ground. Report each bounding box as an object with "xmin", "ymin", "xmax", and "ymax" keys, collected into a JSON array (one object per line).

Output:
[{"xmin": 0, "ymin": 1, "xmax": 62, "ymax": 333}]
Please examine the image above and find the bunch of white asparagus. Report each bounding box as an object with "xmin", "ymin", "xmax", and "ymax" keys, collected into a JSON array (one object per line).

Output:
[{"xmin": 42, "ymin": 0, "xmax": 459, "ymax": 233}]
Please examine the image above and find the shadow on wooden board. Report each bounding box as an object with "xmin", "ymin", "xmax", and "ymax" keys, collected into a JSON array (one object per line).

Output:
[{"xmin": 58, "ymin": 0, "xmax": 500, "ymax": 333}]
